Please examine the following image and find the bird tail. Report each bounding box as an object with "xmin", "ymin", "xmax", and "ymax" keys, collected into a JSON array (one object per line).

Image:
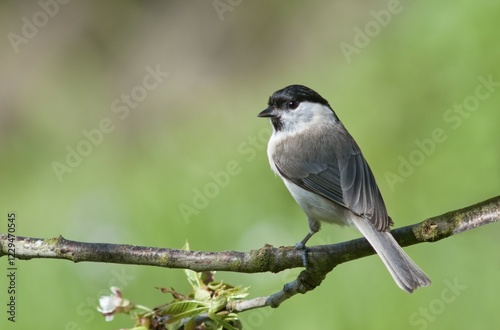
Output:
[{"xmin": 349, "ymin": 215, "xmax": 431, "ymax": 293}]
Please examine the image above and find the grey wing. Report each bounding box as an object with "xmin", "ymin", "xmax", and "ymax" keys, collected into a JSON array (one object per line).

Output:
[
  {"xmin": 274, "ymin": 137, "xmax": 391, "ymax": 231},
  {"xmin": 338, "ymin": 145, "xmax": 392, "ymax": 231}
]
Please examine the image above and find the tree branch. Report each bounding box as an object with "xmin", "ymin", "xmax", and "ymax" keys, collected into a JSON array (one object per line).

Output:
[{"xmin": 1, "ymin": 196, "xmax": 499, "ymax": 313}]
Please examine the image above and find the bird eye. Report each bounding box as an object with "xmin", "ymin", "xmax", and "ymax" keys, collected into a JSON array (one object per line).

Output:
[{"xmin": 288, "ymin": 101, "xmax": 299, "ymax": 110}]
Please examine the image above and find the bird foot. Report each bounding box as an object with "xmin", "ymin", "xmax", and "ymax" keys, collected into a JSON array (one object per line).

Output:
[
  {"xmin": 294, "ymin": 242, "xmax": 309, "ymax": 268},
  {"xmin": 295, "ymin": 231, "xmax": 315, "ymax": 268}
]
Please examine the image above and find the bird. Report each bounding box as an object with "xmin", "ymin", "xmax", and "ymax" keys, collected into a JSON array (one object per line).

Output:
[{"xmin": 258, "ymin": 84, "xmax": 431, "ymax": 293}]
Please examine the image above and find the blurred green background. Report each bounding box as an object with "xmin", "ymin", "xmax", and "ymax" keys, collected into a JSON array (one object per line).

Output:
[{"xmin": 1, "ymin": 1, "xmax": 499, "ymax": 329}]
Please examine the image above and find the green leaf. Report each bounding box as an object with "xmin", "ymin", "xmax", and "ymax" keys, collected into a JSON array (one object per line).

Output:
[
  {"xmin": 193, "ymin": 285, "xmax": 212, "ymax": 302},
  {"xmin": 184, "ymin": 268, "xmax": 202, "ymax": 290},
  {"xmin": 224, "ymin": 285, "xmax": 250, "ymax": 301},
  {"xmin": 208, "ymin": 311, "xmax": 238, "ymax": 330},
  {"xmin": 182, "ymin": 242, "xmax": 204, "ymax": 290},
  {"xmin": 160, "ymin": 300, "xmax": 204, "ymax": 316}
]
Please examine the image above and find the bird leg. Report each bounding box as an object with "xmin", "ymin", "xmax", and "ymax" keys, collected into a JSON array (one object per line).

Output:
[{"xmin": 294, "ymin": 231, "xmax": 316, "ymax": 268}]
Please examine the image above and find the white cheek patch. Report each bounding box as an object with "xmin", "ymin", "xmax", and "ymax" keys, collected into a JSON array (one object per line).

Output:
[{"xmin": 274, "ymin": 102, "xmax": 333, "ymax": 138}]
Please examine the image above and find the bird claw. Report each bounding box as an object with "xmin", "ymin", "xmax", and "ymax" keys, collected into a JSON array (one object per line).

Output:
[
  {"xmin": 294, "ymin": 242, "xmax": 309, "ymax": 268},
  {"xmin": 294, "ymin": 242, "xmax": 305, "ymax": 250},
  {"xmin": 295, "ymin": 231, "xmax": 315, "ymax": 268}
]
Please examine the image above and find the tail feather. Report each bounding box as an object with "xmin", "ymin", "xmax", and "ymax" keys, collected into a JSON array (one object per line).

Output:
[{"xmin": 349, "ymin": 215, "xmax": 431, "ymax": 293}]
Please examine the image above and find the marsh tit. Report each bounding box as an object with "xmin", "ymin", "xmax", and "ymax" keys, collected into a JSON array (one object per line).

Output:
[{"xmin": 258, "ymin": 84, "xmax": 431, "ymax": 293}]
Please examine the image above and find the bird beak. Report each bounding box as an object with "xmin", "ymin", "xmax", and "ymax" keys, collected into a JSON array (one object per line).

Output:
[{"xmin": 258, "ymin": 107, "xmax": 276, "ymax": 118}]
